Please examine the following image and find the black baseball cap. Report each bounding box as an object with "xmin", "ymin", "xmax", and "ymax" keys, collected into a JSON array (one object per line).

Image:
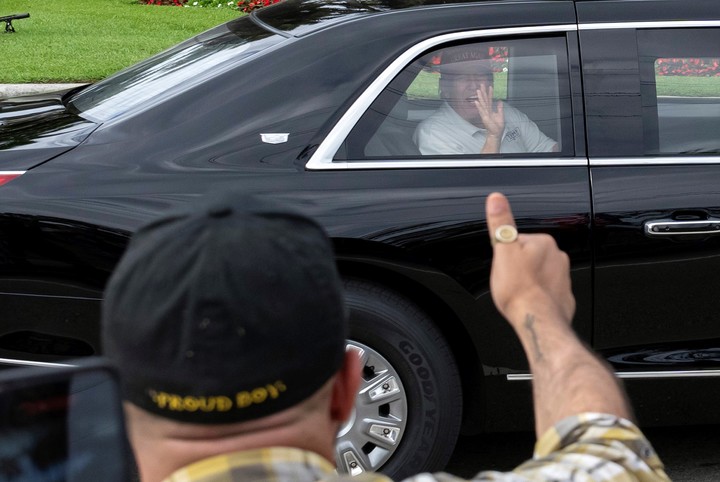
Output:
[{"xmin": 102, "ymin": 192, "xmax": 347, "ymax": 424}]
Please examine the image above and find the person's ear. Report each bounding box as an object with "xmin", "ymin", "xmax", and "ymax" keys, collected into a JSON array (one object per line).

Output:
[{"xmin": 330, "ymin": 348, "xmax": 362, "ymax": 422}]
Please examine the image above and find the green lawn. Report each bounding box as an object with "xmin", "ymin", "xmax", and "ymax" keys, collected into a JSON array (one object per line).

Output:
[
  {"xmin": 0, "ymin": 0, "xmax": 241, "ymax": 83},
  {"xmin": 408, "ymin": 71, "xmax": 509, "ymax": 100},
  {"xmin": 656, "ymin": 75, "xmax": 720, "ymax": 97},
  {"xmin": 407, "ymin": 70, "xmax": 719, "ymax": 100}
]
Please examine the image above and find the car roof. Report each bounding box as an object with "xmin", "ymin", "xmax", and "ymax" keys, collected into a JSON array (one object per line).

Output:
[
  {"xmin": 253, "ymin": 0, "xmax": 701, "ymax": 38},
  {"xmin": 253, "ymin": 0, "xmax": 571, "ymax": 37}
]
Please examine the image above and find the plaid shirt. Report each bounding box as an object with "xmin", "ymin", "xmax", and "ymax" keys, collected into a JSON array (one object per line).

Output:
[{"xmin": 163, "ymin": 413, "xmax": 669, "ymax": 482}]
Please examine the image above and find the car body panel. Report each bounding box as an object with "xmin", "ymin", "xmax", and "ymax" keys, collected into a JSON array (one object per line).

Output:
[
  {"xmin": 0, "ymin": 92, "xmax": 98, "ymax": 169},
  {"xmin": 579, "ymin": 4, "xmax": 720, "ymax": 364}
]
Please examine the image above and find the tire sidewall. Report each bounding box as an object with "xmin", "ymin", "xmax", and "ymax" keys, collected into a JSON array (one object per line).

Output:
[{"xmin": 345, "ymin": 279, "xmax": 461, "ymax": 478}]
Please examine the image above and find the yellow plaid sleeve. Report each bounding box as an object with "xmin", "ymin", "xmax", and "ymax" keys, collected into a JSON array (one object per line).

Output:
[
  {"xmin": 404, "ymin": 413, "xmax": 669, "ymax": 482},
  {"xmin": 512, "ymin": 412, "xmax": 670, "ymax": 481}
]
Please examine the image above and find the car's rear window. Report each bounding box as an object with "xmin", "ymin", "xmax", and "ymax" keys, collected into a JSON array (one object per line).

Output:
[{"xmin": 67, "ymin": 18, "xmax": 284, "ymax": 123}]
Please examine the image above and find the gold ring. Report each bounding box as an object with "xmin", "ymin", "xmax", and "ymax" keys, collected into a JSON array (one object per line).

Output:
[{"xmin": 493, "ymin": 225, "xmax": 518, "ymax": 245}]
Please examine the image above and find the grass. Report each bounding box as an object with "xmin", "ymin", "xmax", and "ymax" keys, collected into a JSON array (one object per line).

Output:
[
  {"xmin": 656, "ymin": 75, "xmax": 720, "ymax": 97},
  {"xmin": 408, "ymin": 71, "xmax": 508, "ymax": 100},
  {"xmin": 0, "ymin": 0, "xmax": 241, "ymax": 83},
  {"xmin": 408, "ymin": 69, "xmax": 719, "ymax": 100}
]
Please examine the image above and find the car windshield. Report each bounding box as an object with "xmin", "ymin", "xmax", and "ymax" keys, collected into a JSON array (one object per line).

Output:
[{"xmin": 67, "ymin": 18, "xmax": 285, "ymax": 123}]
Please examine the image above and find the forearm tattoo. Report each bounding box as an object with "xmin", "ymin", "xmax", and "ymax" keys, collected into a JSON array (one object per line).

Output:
[{"xmin": 524, "ymin": 313, "xmax": 544, "ymax": 362}]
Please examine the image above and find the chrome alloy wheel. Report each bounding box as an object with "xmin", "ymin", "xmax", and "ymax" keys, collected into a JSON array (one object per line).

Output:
[{"xmin": 335, "ymin": 340, "xmax": 408, "ymax": 476}]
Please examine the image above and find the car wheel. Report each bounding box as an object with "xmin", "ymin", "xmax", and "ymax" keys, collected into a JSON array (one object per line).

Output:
[{"xmin": 335, "ymin": 278, "xmax": 462, "ymax": 479}]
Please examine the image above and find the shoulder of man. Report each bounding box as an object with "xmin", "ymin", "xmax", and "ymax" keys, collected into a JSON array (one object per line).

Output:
[{"xmin": 417, "ymin": 103, "xmax": 453, "ymax": 129}]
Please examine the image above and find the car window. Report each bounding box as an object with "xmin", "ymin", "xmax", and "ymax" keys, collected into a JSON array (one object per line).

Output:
[
  {"xmin": 637, "ymin": 29, "xmax": 720, "ymax": 156},
  {"xmin": 339, "ymin": 35, "xmax": 571, "ymax": 160},
  {"xmin": 67, "ymin": 18, "xmax": 284, "ymax": 123}
]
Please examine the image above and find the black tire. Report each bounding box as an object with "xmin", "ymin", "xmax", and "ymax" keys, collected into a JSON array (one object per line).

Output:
[{"xmin": 335, "ymin": 278, "xmax": 462, "ymax": 479}]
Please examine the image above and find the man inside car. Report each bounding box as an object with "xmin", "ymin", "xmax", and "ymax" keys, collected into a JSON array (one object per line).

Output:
[{"xmin": 414, "ymin": 45, "xmax": 559, "ymax": 155}]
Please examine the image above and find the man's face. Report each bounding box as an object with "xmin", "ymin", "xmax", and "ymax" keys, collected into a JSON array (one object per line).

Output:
[{"xmin": 441, "ymin": 72, "xmax": 493, "ymax": 125}]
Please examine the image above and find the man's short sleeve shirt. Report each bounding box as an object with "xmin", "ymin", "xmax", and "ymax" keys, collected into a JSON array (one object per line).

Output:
[{"xmin": 414, "ymin": 102, "xmax": 557, "ymax": 155}]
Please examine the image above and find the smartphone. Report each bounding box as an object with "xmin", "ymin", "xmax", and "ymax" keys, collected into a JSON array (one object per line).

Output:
[{"xmin": 0, "ymin": 358, "xmax": 134, "ymax": 481}]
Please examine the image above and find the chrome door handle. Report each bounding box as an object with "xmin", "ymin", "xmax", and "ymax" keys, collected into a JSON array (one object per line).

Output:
[{"xmin": 645, "ymin": 219, "xmax": 720, "ymax": 237}]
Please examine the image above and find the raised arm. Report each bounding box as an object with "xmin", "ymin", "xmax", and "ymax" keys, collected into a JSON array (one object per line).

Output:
[{"xmin": 485, "ymin": 192, "xmax": 631, "ymax": 436}]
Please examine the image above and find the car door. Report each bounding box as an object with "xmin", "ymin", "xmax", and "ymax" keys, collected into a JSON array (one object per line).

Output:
[
  {"xmin": 579, "ymin": 0, "xmax": 720, "ymax": 425},
  {"xmin": 307, "ymin": 1, "xmax": 590, "ymax": 433}
]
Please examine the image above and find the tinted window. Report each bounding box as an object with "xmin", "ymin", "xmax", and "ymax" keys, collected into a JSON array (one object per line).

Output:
[
  {"xmin": 637, "ymin": 29, "xmax": 720, "ymax": 155},
  {"xmin": 68, "ymin": 18, "xmax": 284, "ymax": 122},
  {"xmin": 340, "ymin": 36, "xmax": 571, "ymax": 161}
]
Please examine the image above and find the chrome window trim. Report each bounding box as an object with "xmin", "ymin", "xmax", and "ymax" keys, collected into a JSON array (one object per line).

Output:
[
  {"xmin": 590, "ymin": 157, "xmax": 720, "ymax": 167},
  {"xmin": 579, "ymin": 20, "xmax": 720, "ymax": 31},
  {"xmin": 319, "ymin": 156, "xmax": 720, "ymax": 170},
  {"xmin": 305, "ymin": 24, "xmax": 578, "ymax": 171},
  {"xmin": 0, "ymin": 170, "xmax": 27, "ymax": 176},
  {"xmin": 508, "ymin": 369, "xmax": 720, "ymax": 381},
  {"xmin": 316, "ymin": 158, "xmax": 587, "ymax": 170},
  {"xmin": 0, "ymin": 357, "xmax": 75, "ymax": 368}
]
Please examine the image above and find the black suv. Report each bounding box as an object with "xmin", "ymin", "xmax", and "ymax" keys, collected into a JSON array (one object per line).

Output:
[{"xmin": 1, "ymin": 0, "xmax": 719, "ymax": 478}]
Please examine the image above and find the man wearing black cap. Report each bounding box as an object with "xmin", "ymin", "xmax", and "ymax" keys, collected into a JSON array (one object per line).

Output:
[
  {"xmin": 102, "ymin": 192, "xmax": 668, "ymax": 482},
  {"xmin": 414, "ymin": 45, "xmax": 558, "ymax": 155}
]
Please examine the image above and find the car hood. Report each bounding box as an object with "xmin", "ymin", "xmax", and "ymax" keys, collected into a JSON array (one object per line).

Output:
[{"xmin": 0, "ymin": 92, "xmax": 99, "ymax": 170}]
